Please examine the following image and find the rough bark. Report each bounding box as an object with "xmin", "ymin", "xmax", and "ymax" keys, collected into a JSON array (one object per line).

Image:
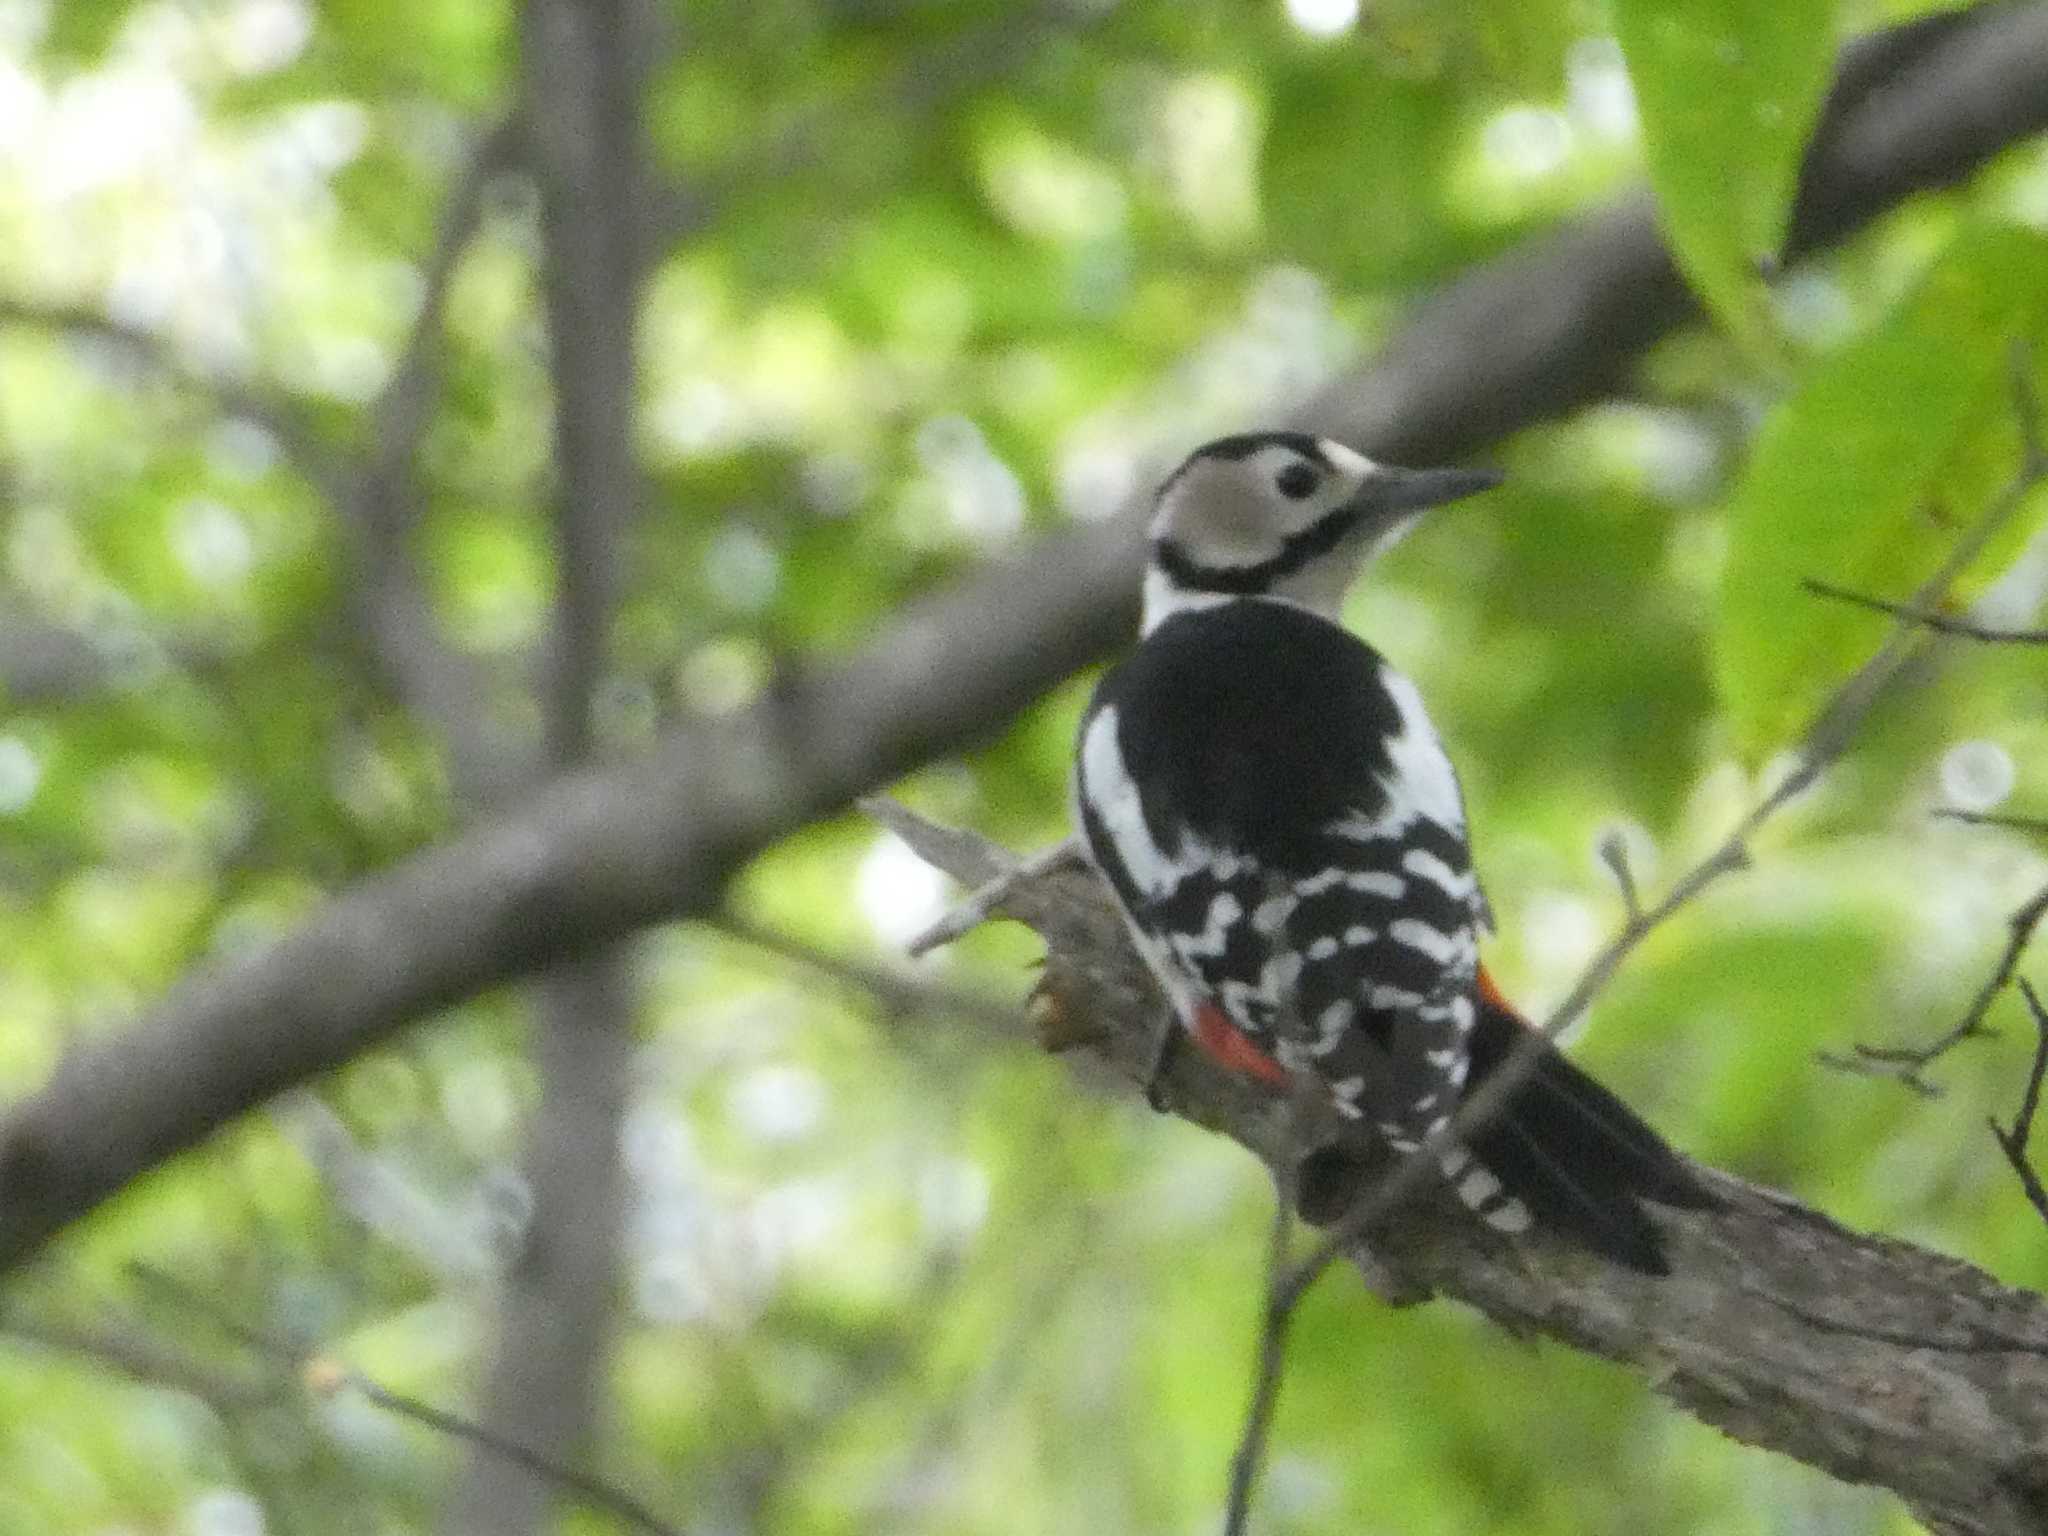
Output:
[
  {"xmin": 872, "ymin": 804, "xmax": 2048, "ymax": 1536},
  {"xmin": 1, "ymin": 6, "xmax": 2045, "ymax": 1282}
]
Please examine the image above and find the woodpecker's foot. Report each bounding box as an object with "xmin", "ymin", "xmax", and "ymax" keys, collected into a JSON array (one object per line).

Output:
[
  {"xmin": 1142, "ymin": 1015, "xmax": 1181, "ymax": 1113},
  {"xmin": 1026, "ymin": 958, "xmax": 1108, "ymax": 1055}
]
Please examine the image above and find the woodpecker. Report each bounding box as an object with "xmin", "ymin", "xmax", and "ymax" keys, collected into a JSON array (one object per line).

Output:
[{"xmin": 1072, "ymin": 430, "xmax": 1713, "ymax": 1273}]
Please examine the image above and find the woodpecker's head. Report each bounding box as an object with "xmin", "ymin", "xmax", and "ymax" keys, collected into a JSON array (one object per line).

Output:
[{"xmin": 1142, "ymin": 431, "xmax": 1500, "ymax": 632}]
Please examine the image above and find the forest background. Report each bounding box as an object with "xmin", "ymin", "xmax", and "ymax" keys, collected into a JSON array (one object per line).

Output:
[{"xmin": 1, "ymin": 1, "xmax": 2047, "ymax": 1534}]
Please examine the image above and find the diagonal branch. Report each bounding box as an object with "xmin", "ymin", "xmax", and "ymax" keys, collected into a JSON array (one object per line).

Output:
[
  {"xmin": 343, "ymin": 114, "xmax": 533, "ymax": 804},
  {"xmin": 1802, "ymin": 578, "xmax": 2048, "ymax": 645}
]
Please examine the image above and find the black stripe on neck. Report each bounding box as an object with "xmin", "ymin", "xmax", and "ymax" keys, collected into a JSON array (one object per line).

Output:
[{"xmin": 1153, "ymin": 504, "xmax": 1362, "ymax": 595}]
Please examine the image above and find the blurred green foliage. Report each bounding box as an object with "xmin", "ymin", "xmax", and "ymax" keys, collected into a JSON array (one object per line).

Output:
[
  {"xmin": 0, "ymin": 2, "xmax": 2043, "ymax": 1535},
  {"xmin": 1613, "ymin": 0, "xmax": 1836, "ymax": 350}
]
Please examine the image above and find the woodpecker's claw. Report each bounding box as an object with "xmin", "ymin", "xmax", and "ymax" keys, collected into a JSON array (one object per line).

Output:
[{"xmin": 1142, "ymin": 1015, "xmax": 1181, "ymax": 1113}]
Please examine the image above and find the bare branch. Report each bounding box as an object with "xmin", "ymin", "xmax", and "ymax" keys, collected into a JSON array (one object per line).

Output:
[
  {"xmin": 0, "ymin": 297, "xmax": 343, "ymax": 496},
  {"xmin": 1988, "ymin": 978, "xmax": 2048, "ymax": 1228},
  {"xmin": 1934, "ymin": 808, "xmax": 2048, "ymax": 835},
  {"xmin": 0, "ymin": 1307, "xmax": 269, "ymax": 1414},
  {"xmin": 344, "ymin": 114, "xmax": 532, "ymax": 803},
  {"xmin": 1802, "ymin": 579, "xmax": 2048, "ymax": 645},
  {"xmin": 1825, "ymin": 882, "xmax": 2048, "ymax": 1092},
  {"xmin": 345, "ymin": 1370, "xmax": 682, "ymax": 1536},
  {"xmin": 903, "ymin": 836, "xmax": 1084, "ymax": 958},
  {"xmin": 707, "ymin": 912, "xmax": 1026, "ymax": 1037},
  {"xmin": 122, "ymin": 1264, "xmax": 684, "ymax": 1536},
  {"xmin": 1222, "ymin": 1183, "xmax": 1297, "ymax": 1536},
  {"xmin": 1596, "ymin": 826, "xmax": 1645, "ymax": 924}
]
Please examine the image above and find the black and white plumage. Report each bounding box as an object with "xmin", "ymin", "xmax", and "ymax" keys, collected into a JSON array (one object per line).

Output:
[{"xmin": 1073, "ymin": 431, "xmax": 1713, "ymax": 1273}]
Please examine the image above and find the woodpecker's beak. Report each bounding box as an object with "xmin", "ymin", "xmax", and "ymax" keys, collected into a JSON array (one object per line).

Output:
[{"xmin": 1350, "ymin": 464, "xmax": 1503, "ymax": 527}]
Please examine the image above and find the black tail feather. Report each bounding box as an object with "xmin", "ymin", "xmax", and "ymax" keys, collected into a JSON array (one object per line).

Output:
[{"xmin": 1466, "ymin": 998, "xmax": 1718, "ymax": 1275}]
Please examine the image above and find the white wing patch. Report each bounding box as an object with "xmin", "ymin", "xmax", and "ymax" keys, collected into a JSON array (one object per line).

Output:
[
  {"xmin": 1081, "ymin": 706, "xmax": 1213, "ymax": 899},
  {"xmin": 1376, "ymin": 665, "xmax": 1465, "ymax": 833}
]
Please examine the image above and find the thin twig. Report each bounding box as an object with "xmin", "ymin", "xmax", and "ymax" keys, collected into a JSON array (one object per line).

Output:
[
  {"xmin": 1217, "ymin": 886, "xmax": 1336, "ymax": 1535},
  {"xmin": 343, "ymin": 1372, "xmax": 683, "ymax": 1536},
  {"xmin": 707, "ymin": 913, "xmax": 1024, "ymax": 1035},
  {"xmin": 1934, "ymin": 807, "xmax": 2048, "ymax": 835},
  {"xmin": 0, "ymin": 298, "xmax": 342, "ymax": 497},
  {"xmin": 1802, "ymin": 578, "xmax": 2048, "ymax": 644},
  {"xmin": 129, "ymin": 1263, "xmax": 684, "ymax": 1536},
  {"xmin": 1223, "ymin": 1180, "xmax": 1298, "ymax": 1536},
  {"xmin": 347, "ymin": 113, "xmax": 532, "ymax": 803},
  {"xmin": 0, "ymin": 1308, "xmax": 269, "ymax": 1412},
  {"xmin": 1288, "ymin": 345, "xmax": 2048, "ymax": 1297},
  {"xmin": 1823, "ymin": 882, "xmax": 2048, "ymax": 1092},
  {"xmin": 903, "ymin": 837, "xmax": 1085, "ymax": 958},
  {"xmin": 1597, "ymin": 827, "xmax": 1644, "ymax": 923},
  {"xmin": 1988, "ymin": 978, "xmax": 2048, "ymax": 1227}
]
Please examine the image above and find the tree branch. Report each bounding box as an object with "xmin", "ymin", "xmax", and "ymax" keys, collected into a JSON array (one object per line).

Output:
[
  {"xmin": 866, "ymin": 802, "xmax": 2048, "ymax": 1536},
  {"xmin": 344, "ymin": 113, "xmax": 532, "ymax": 805},
  {"xmin": 1222, "ymin": 1182, "xmax": 1297, "ymax": 1536},
  {"xmin": 1802, "ymin": 580, "xmax": 2048, "ymax": 645},
  {"xmin": 1824, "ymin": 880, "xmax": 2048, "ymax": 1092},
  {"xmin": 1988, "ymin": 978, "xmax": 2048, "ymax": 1228},
  {"xmin": 438, "ymin": 7, "xmax": 648, "ymax": 1535},
  {"xmin": 115, "ymin": 1263, "xmax": 686, "ymax": 1536},
  {"xmin": 1, "ymin": 4, "xmax": 2044, "ymax": 1281}
]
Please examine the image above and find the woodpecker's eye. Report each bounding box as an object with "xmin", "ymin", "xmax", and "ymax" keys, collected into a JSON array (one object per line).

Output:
[{"xmin": 1275, "ymin": 462, "xmax": 1319, "ymax": 500}]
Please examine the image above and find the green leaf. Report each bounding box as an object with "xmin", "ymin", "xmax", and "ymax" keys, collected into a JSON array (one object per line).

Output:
[
  {"xmin": 1716, "ymin": 224, "xmax": 2048, "ymax": 759},
  {"xmin": 1613, "ymin": 0, "xmax": 1836, "ymax": 345},
  {"xmin": 40, "ymin": 0, "xmax": 138, "ymax": 66}
]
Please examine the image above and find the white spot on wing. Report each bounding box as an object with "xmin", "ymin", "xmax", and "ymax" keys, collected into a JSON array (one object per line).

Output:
[
  {"xmin": 1456, "ymin": 1166, "xmax": 1502, "ymax": 1205},
  {"xmin": 1402, "ymin": 847, "xmax": 1474, "ymax": 898},
  {"xmin": 1347, "ymin": 870, "xmax": 1405, "ymax": 897},
  {"xmin": 1314, "ymin": 1001, "xmax": 1353, "ymax": 1053},
  {"xmin": 1252, "ymin": 893, "xmax": 1298, "ymax": 933},
  {"xmin": 1485, "ymin": 1199, "xmax": 1532, "ymax": 1233},
  {"xmin": 1389, "ymin": 918, "xmax": 1458, "ymax": 963},
  {"xmin": 1171, "ymin": 891, "xmax": 1243, "ymax": 962}
]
